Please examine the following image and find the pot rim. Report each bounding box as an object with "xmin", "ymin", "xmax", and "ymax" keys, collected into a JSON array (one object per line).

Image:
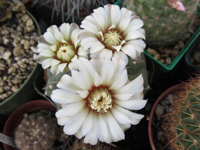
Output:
[{"xmin": 148, "ymin": 83, "xmax": 184, "ymax": 150}]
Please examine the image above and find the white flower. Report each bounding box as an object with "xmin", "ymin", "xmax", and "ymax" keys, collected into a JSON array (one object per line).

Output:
[
  {"xmin": 78, "ymin": 4, "xmax": 146, "ymax": 65},
  {"xmin": 51, "ymin": 57, "xmax": 147, "ymax": 145},
  {"xmin": 36, "ymin": 23, "xmax": 88, "ymax": 75}
]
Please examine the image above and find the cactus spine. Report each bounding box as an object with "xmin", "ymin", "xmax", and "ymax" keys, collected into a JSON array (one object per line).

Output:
[
  {"xmin": 164, "ymin": 75, "xmax": 200, "ymax": 149},
  {"xmin": 122, "ymin": 0, "xmax": 199, "ymax": 46}
]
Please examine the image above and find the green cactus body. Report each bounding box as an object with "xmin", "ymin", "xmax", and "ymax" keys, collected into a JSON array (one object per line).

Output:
[
  {"xmin": 164, "ymin": 76, "xmax": 200, "ymax": 149},
  {"xmin": 122, "ymin": 0, "xmax": 199, "ymax": 46}
]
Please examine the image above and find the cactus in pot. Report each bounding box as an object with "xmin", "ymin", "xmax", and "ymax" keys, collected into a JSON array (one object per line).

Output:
[
  {"xmin": 14, "ymin": 110, "xmax": 68, "ymax": 150},
  {"xmin": 163, "ymin": 74, "xmax": 200, "ymax": 149},
  {"xmin": 122, "ymin": 0, "xmax": 199, "ymax": 46}
]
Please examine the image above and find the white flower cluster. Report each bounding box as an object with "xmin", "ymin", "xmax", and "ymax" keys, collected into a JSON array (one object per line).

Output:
[{"xmin": 35, "ymin": 4, "xmax": 147, "ymax": 145}]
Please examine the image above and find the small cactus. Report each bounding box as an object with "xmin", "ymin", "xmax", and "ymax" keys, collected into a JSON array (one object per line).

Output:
[
  {"xmin": 163, "ymin": 74, "xmax": 200, "ymax": 149},
  {"xmin": 14, "ymin": 110, "xmax": 68, "ymax": 150},
  {"xmin": 32, "ymin": 0, "xmax": 117, "ymax": 23}
]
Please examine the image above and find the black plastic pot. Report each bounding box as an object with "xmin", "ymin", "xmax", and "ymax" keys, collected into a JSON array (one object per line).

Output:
[
  {"xmin": 184, "ymin": 33, "xmax": 200, "ymax": 75},
  {"xmin": 33, "ymin": 1, "xmax": 83, "ymax": 27}
]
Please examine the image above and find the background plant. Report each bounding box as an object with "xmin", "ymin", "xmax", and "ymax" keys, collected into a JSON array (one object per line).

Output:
[
  {"xmin": 122, "ymin": 0, "xmax": 199, "ymax": 46},
  {"xmin": 163, "ymin": 73, "xmax": 200, "ymax": 149},
  {"xmin": 32, "ymin": 0, "xmax": 117, "ymax": 23}
]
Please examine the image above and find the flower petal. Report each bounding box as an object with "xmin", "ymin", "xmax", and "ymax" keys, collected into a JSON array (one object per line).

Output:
[
  {"xmin": 111, "ymin": 5, "xmax": 121, "ymax": 25},
  {"xmin": 81, "ymin": 37, "xmax": 99, "ymax": 50},
  {"xmin": 125, "ymin": 30, "xmax": 145, "ymax": 41},
  {"xmin": 121, "ymin": 44, "xmax": 136, "ymax": 59},
  {"xmin": 114, "ymin": 104, "xmax": 144, "ymax": 125},
  {"xmin": 115, "ymin": 99, "xmax": 147, "ymax": 110},
  {"xmin": 50, "ymin": 64, "xmax": 60, "ymax": 75},
  {"xmin": 90, "ymin": 51, "xmax": 101, "ymax": 59},
  {"xmin": 90, "ymin": 41, "xmax": 105, "ymax": 53},
  {"xmin": 94, "ymin": 71, "xmax": 103, "ymax": 87},
  {"xmin": 44, "ymin": 31, "xmax": 58, "ymax": 45},
  {"xmin": 58, "ymin": 63, "xmax": 68, "ymax": 72},
  {"xmin": 71, "ymin": 70, "xmax": 92, "ymax": 90},
  {"xmin": 124, "ymin": 18, "xmax": 144, "ymax": 35},
  {"xmin": 57, "ymin": 74, "xmax": 81, "ymax": 92},
  {"xmin": 84, "ymin": 113, "xmax": 98, "ymax": 145},
  {"xmin": 109, "ymin": 69, "xmax": 128, "ymax": 90},
  {"xmin": 111, "ymin": 107, "xmax": 132, "ymax": 124},
  {"xmin": 114, "ymin": 51, "xmax": 128, "ymax": 65},
  {"xmin": 108, "ymin": 57, "xmax": 126, "ymax": 85},
  {"xmin": 92, "ymin": 10, "xmax": 106, "ymax": 32},
  {"xmin": 56, "ymin": 116, "xmax": 71, "ymax": 125},
  {"xmin": 54, "ymin": 29, "xmax": 64, "ymax": 42},
  {"xmin": 126, "ymin": 40, "xmax": 146, "ymax": 52},
  {"xmin": 75, "ymin": 128, "xmax": 84, "ymax": 139},
  {"xmin": 90, "ymin": 58, "xmax": 104, "ymax": 75},
  {"xmin": 99, "ymin": 49, "xmax": 113, "ymax": 59},
  {"xmin": 63, "ymin": 107, "xmax": 89, "ymax": 135},
  {"xmin": 101, "ymin": 59, "xmax": 114, "ymax": 85},
  {"xmin": 76, "ymin": 58, "xmax": 95, "ymax": 85},
  {"xmin": 81, "ymin": 17, "xmax": 101, "ymax": 34},
  {"xmin": 39, "ymin": 49, "xmax": 55, "ymax": 57},
  {"xmin": 47, "ymin": 25, "xmax": 59, "ymax": 35},
  {"xmin": 106, "ymin": 112, "xmax": 125, "ymax": 142},
  {"xmin": 98, "ymin": 113, "xmax": 108, "ymax": 142},
  {"xmin": 76, "ymin": 90, "xmax": 89, "ymax": 98},
  {"xmin": 115, "ymin": 74, "xmax": 144, "ymax": 94},
  {"xmin": 118, "ymin": 7, "xmax": 133, "ymax": 31},
  {"xmin": 51, "ymin": 89, "xmax": 83, "ymax": 104},
  {"xmin": 56, "ymin": 101, "xmax": 86, "ymax": 117},
  {"xmin": 81, "ymin": 110, "xmax": 94, "ymax": 136},
  {"xmin": 41, "ymin": 58, "xmax": 54, "ymax": 69},
  {"xmin": 113, "ymin": 93, "xmax": 134, "ymax": 101}
]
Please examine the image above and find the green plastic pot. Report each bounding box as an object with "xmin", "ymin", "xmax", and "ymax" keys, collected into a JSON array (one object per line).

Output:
[
  {"xmin": 0, "ymin": 10, "xmax": 41, "ymax": 115},
  {"xmin": 144, "ymin": 26, "xmax": 200, "ymax": 73}
]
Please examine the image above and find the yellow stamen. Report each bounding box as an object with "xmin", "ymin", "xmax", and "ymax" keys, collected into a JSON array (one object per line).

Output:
[
  {"xmin": 57, "ymin": 44, "xmax": 75, "ymax": 62},
  {"xmin": 88, "ymin": 87, "xmax": 112, "ymax": 113},
  {"xmin": 103, "ymin": 30, "xmax": 122, "ymax": 50}
]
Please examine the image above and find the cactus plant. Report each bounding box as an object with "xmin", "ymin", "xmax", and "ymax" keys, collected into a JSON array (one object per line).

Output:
[
  {"xmin": 163, "ymin": 74, "xmax": 200, "ymax": 149},
  {"xmin": 122, "ymin": 0, "xmax": 199, "ymax": 46},
  {"xmin": 14, "ymin": 110, "xmax": 68, "ymax": 150},
  {"xmin": 32, "ymin": 0, "xmax": 117, "ymax": 23}
]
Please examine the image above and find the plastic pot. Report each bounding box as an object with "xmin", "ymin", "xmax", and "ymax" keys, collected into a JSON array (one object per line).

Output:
[
  {"xmin": 144, "ymin": 26, "xmax": 200, "ymax": 73},
  {"xmin": 184, "ymin": 32, "xmax": 200, "ymax": 75},
  {"xmin": 0, "ymin": 10, "xmax": 41, "ymax": 115},
  {"xmin": 148, "ymin": 83, "xmax": 184, "ymax": 150},
  {"xmin": 3, "ymin": 100, "xmax": 57, "ymax": 150}
]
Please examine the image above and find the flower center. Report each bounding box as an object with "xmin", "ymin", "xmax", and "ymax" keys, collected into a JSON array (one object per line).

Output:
[
  {"xmin": 88, "ymin": 87, "xmax": 112, "ymax": 113},
  {"xmin": 103, "ymin": 30, "xmax": 122, "ymax": 50},
  {"xmin": 57, "ymin": 44, "xmax": 76, "ymax": 62}
]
